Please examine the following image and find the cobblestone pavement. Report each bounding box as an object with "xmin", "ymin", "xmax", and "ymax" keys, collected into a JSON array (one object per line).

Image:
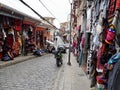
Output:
[
  {"xmin": 0, "ymin": 54, "xmax": 65, "ymax": 90},
  {"xmin": 52, "ymin": 52, "xmax": 90, "ymax": 90}
]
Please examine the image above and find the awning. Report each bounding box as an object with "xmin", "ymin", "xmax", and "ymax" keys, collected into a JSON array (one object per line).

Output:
[
  {"xmin": 36, "ymin": 27, "xmax": 46, "ymax": 31},
  {"xmin": 23, "ymin": 20, "xmax": 35, "ymax": 26},
  {"xmin": 0, "ymin": 11, "xmax": 23, "ymax": 20}
]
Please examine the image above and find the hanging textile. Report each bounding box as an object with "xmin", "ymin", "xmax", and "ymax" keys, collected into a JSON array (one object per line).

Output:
[
  {"xmin": 107, "ymin": 0, "xmax": 116, "ymax": 24},
  {"xmin": 115, "ymin": 11, "xmax": 120, "ymax": 47},
  {"xmin": 105, "ymin": 24, "xmax": 115, "ymax": 45},
  {"xmin": 116, "ymin": 0, "xmax": 120, "ymax": 10},
  {"xmin": 7, "ymin": 34, "xmax": 14, "ymax": 49},
  {"xmin": 0, "ymin": 26, "xmax": 4, "ymax": 59},
  {"xmin": 96, "ymin": 43, "xmax": 106, "ymax": 72},
  {"xmin": 14, "ymin": 19, "xmax": 22, "ymax": 31},
  {"xmin": 107, "ymin": 58, "xmax": 120, "ymax": 90},
  {"xmin": 78, "ymin": 49, "xmax": 83, "ymax": 66}
]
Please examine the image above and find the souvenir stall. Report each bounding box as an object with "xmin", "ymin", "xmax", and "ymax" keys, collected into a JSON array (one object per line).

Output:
[
  {"xmin": 87, "ymin": 0, "xmax": 120, "ymax": 90},
  {"xmin": 13, "ymin": 19, "xmax": 22, "ymax": 57},
  {"xmin": 0, "ymin": 25, "xmax": 4, "ymax": 60},
  {"xmin": 31, "ymin": 26, "xmax": 46, "ymax": 56},
  {"xmin": 36, "ymin": 28, "xmax": 44, "ymax": 49},
  {"xmin": 0, "ymin": 14, "xmax": 22, "ymax": 61},
  {"xmin": 22, "ymin": 23, "xmax": 35, "ymax": 55}
]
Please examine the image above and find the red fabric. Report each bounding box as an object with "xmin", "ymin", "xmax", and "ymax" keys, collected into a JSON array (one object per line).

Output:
[
  {"xmin": 96, "ymin": 44, "xmax": 106, "ymax": 71},
  {"xmin": 116, "ymin": 0, "xmax": 120, "ymax": 9},
  {"xmin": 108, "ymin": 0, "xmax": 116, "ymax": 19},
  {"xmin": 0, "ymin": 52, "xmax": 2, "ymax": 59},
  {"xmin": 105, "ymin": 31, "xmax": 115, "ymax": 44},
  {"xmin": 72, "ymin": 41, "xmax": 77, "ymax": 48},
  {"xmin": 12, "ymin": 41, "xmax": 20, "ymax": 57},
  {"xmin": 14, "ymin": 26, "xmax": 21, "ymax": 31},
  {"xmin": 7, "ymin": 34, "xmax": 14, "ymax": 48},
  {"xmin": 105, "ymin": 25, "xmax": 115, "ymax": 44},
  {"xmin": 14, "ymin": 19, "xmax": 22, "ymax": 31},
  {"xmin": 96, "ymin": 75, "xmax": 106, "ymax": 84},
  {"xmin": 81, "ymin": 35, "xmax": 85, "ymax": 48}
]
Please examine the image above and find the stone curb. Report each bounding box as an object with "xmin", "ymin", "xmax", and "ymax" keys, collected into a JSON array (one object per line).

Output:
[{"xmin": 0, "ymin": 53, "xmax": 47, "ymax": 69}]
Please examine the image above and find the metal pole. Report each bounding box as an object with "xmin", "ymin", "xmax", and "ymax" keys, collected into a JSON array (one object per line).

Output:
[{"xmin": 67, "ymin": 3, "xmax": 72, "ymax": 65}]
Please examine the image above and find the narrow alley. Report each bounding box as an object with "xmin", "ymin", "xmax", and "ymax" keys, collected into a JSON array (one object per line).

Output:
[{"xmin": 0, "ymin": 52, "xmax": 90, "ymax": 90}]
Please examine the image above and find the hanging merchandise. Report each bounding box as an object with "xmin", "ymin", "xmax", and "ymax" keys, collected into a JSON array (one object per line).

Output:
[
  {"xmin": 86, "ymin": 33, "xmax": 91, "ymax": 49},
  {"xmin": 14, "ymin": 19, "xmax": 22, "ymax": 31},
  {"xmin": 80, "ymin": 34, "xmax": 85, "ymax": 49},
  {"xmin": 116, "ymin": 0, "xmax": 120, "ymax": 10},
  {"xmin": 95, "ymin": 0, "xmax": 101, "ymax": 18},
  {"xmin": 96, "ymin": 65, "xmax": 109, "ymax": 90},
  {"xmin": 114, "ymin": 10, "xmax": 120, "ymax": 47},
  {"xmin": 98, "ymin": 9, "xmax": 104, "ymax": 25},
  {"xmin": 90, "ymin": 50, "xmax": 97, "ymax": 88},
  {"xmin": 107, "ymin": 54, "xmax": 120, "ymax": 90},
  {"xmin": 28, "ymin": 26, "xmax": 33, "ymax": 37},
  {"xmin": 0, "ymin": 25, "xmax": 7, "ymax": 38},
  {"xmin": 12, "ymin": 40, "xmax": 20, "ymax": 57},
  {"xmin": 78, "ymin": 49, "xmax": 83, "ymax": 66},
  {"xmin": 107, "ymin": 52, "xmax": 120, "ymax": 69},
  {"xmin": 105, "ymin": 24, "xmax": 115, "ymax": 45},
  {"xmin": 96, "ymin": 43, "xmax": 108, "ymax": 72},
  {"xmin": 96, "ymin": 48, "xmax": 116, "ymax": 90},
  {"xmin": 23, "ymin": 30, "xmax": 28, "ymax": 39},
  {"xmin": 107, "ymin": 0, "xmax": 116, "ymax": 24},
  {"xmin": 78, "ymin": 34, "xmax": 85, "ymax": 66},
  {"xmin": 86, "ymin": 8, "xmax": 92, "ymax": 32},
  {"xmin": 7, "ymin": 27, "xmax": 15, "ymax": 48},
  {"xmin": 0, "ymin": 26, "xmax": 4, "ymax": 59},
  {"xmin": 96, "ymin": 23, "xmax": 103, "ymax": 35},
  {"xmin": 23, "ymin": 25, "xmax": 35, "ymax": 55},
  {"xmin": 102, "ymin": 0, "xmax": 110, "ymax": 19},
  {"xmin": 93, "ymin": 34, "xmax": 100, "ymax": 47},
  {"xmin": 2, "ymin": 37, "xmax": 14, "ymax": 61},
  {"xmin": 17, "ymin": 32, "xmax": 22, "ymax": 47},
  {"xmin": 100, "ymin": 45, "xmax": 116, "ymax": 65}
]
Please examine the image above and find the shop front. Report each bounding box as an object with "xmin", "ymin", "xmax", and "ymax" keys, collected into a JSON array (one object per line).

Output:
[
  {"xmin": 35, "ymin": 26, "xmax": 46, "ymax": 49},
  {"xmin": 0, "ymin": 13, "xmax": 23, "ymax": 61},
  {"xmin": 22, "ymin": 20, "xmax": 36, "ymax": 55}
]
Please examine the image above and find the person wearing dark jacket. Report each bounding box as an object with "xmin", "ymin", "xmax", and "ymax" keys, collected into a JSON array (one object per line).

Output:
[{"xmin": 55, "ymin": 48, "xmax": 63, "ymax": 66}]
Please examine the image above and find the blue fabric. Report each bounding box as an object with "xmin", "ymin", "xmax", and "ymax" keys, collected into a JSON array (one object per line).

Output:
[
  {"xmin": 2, "ymin": 54, "xmax": 11, "ymax": 61},
  {"xmin": 108, "ymin": 52, "xmax": 120, "ymax": 65},
  {"xmin": 33, "ymin": 49, "xmax": 42, "ymax": 56},
  {"xmin": 79, "ymin": 49, "xmax": 83, "ymax": 66}
]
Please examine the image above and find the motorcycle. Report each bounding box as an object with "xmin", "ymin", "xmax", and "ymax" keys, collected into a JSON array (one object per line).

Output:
[
  {"xmin": 56, "ymin": 57, "xmax": 63, "ymax": 67},
  {"xmin": 54, "ymin": 50, "xmax": 63, "ymax": 67}
]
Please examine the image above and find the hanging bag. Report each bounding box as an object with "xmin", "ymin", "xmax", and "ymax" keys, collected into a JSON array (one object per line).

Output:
[{"xmin": 105, "ymin": 24, "xmax": 115, "ymax": 45}]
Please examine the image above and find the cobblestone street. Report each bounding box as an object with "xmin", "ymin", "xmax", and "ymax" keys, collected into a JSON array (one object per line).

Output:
[{"xmin": 0, "ymin": 54, "xmax": 62, "ymax": 90}]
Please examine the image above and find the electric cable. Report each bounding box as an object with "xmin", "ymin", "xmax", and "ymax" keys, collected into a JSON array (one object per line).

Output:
[
  {"xmin": 38, "ymin": 0, "xmax": 60, "ymax": 23},
  {"xmin": 19, "ymin": 0, "xmax": 58, "ymax": 29}
]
